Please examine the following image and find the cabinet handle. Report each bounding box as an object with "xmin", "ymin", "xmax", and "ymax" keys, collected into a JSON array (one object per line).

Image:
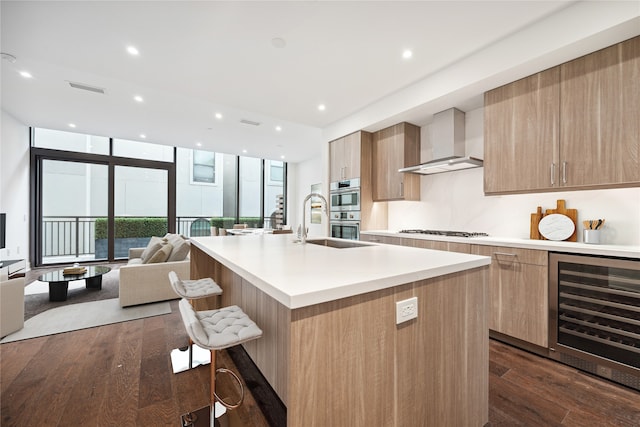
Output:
[
  {"xmin": 494, "ymin": 252, "xmax": 517, "ymax": 257},
  {"xmin": 562, "ymin": 161, "xmax": 567, "ymax": 184},
  {"xmin": 400, "ymin": 181, "xmax": 404, "ymax": 196},
  {"xmin": 550, "ymin": 163, "xmax": 556, "ymax": 186},
  {"xmin": 494, "ymin": 252, "xmax": 517, "ymax": 266}
]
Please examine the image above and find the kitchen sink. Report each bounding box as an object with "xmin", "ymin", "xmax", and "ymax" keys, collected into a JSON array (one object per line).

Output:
[{"xmin": 306, "ymin": 238, "xmax": 368, "ymax": 249}]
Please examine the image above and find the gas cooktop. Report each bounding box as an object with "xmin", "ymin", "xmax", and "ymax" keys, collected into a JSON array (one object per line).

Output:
[{"xmin": 399, "ymin": 229, "xmax": 489, "ymax": 238}]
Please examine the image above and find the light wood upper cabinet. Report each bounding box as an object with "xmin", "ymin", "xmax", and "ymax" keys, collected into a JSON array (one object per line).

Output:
[
  {"xmin": 484, "ymin": 67, "xmax": 560, "ymax": 194},
  {"xmin": 484, "ymin": 36, "xmax": 640, "ymax": 194},
  {"xmin": 372, "ymin": 122, "xmax": 421, "ymax": 201},
  {"xmin": 560, "ymin": 36, "xmax": 640, "ymax": 187},
  {"xmin": 330, "ymin": 132, "xmax": 361, "ymax": 182},
  {"xmin": 472, "ymin": 245, "xmax": 548, "ymax": 348}
]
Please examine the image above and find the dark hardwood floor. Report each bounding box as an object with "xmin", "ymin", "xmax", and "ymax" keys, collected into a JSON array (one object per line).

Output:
[{"xmin": 1, "ymin": 301, "xmax": 639, "ymax": 426}]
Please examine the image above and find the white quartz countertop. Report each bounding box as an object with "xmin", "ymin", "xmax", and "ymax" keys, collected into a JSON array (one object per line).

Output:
[
  {"xmin": 190, "ymin": 235, "xmax": 490, "ymax": 309},
  {"xmin": 361, "ymin": 231, "xmax": 640, "ymax": 259}
]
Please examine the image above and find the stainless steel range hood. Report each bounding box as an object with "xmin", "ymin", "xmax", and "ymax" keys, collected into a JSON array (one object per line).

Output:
[{"xmin": 399, "ymin": 108, "xmax": 483, "ymax": 175}]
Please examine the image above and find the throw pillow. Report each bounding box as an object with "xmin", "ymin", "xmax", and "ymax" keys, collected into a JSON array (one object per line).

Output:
[
  {"xmin": 140, "ymin": 236, "xmax": 164, "ymax": 263},
  {"xmin": 146, "ymin": 242, "xmax": 173, "ymax": 264},
  {"xmin": 167, "ymin": 238, "xmax": 190, "ymax": 262}
]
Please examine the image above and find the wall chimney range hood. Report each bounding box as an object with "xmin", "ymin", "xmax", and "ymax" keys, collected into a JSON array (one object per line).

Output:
[{"xmin": 399, "ymin": 108, "xmax": 483, "ymax": 175}]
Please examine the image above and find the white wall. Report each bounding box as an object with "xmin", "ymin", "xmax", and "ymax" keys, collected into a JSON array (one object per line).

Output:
[
  {"xmin": 388, "ymin": 107, "xmax": 640, "ymax": 246},
  {"xmin": 0, "ymin": 110, "xmax": 30, "ymax": 262},
  {"xmin": 287, "ymin": 150, "xmax": 327, "ymax": 238}
]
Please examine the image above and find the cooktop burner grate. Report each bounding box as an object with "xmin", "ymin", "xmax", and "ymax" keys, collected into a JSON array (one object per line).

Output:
[{"xmin": 399, "ymin": 229, "xmax": 489, "ymax": 238}]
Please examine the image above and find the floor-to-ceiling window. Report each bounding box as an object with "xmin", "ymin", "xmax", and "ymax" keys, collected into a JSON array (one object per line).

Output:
[{"xmin": 31, "ymin": 128, "xmax": 287, "ymax": 266}]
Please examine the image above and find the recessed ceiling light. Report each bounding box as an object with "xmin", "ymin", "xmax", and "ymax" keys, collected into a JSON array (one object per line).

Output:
[
  {"xmin": 127, "ymin": 46, "xmax": 139, "ymax": 56},
  {"xmin": 215, "ymin": 113, "xmax": 223, "ymax": 119},
  {"xmin": 318, "ymin": 104, "xmax": 326, "ymax": 111},
  {"xmin": 280, "ymin": 155, "xmax": 285, "ymax": 159},
  {"xmin": 68, "ymin": 123, "xmax": 76, "ymax": 128},
  {"xmin": 134, "ymin": 95, "xmax": 143, "ymax": 102},
  {"xmin": 242, "ymin": 149, "xmax": 247, "ymax": 153},
  {"xmin": 19, "ymin": 71, "xmax": 32, "ymax": 78},
  {"xmin": 275, "ymin": 126, "xmax": 282, "ymax": 131},
  {"xmin": 196, "ymin": 142, "xmax": 202, "ymax": 147},
  {"xmin": 140, "ymin": 134, "xmax": 146, "ymax": 139},
  {"xmin": 402, "ymin": 49, "xmax": 413, "ymax": 59}
]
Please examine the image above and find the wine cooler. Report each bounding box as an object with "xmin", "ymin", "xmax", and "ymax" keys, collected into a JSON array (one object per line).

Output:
[{"xmin": 549, "ymin": 252, "xmax": 640, "ymax": 391}]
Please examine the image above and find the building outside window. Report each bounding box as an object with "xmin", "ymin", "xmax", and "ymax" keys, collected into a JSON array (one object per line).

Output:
[{"xmin": 191, "ymin": 150, "xmax": 216, "ymax": 184}]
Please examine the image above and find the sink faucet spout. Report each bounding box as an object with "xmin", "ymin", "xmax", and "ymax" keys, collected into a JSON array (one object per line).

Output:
[{"xmin": 301, "ymin": 192, "xmax": 328, "ymax": 244}]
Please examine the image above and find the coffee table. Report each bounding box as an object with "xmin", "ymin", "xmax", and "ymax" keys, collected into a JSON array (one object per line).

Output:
[{"xmin": 38, "ymin": 265, "xmax": 112, "ymax": 302}]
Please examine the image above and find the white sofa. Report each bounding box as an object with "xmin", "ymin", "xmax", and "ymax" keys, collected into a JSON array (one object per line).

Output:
[
  {"xmin": 1, "ymin": 277, "xmax": 25, "ymax": 338},
  {"xmin": 119, "ymin": 235, "xmax": 191, "ymax": 307}
]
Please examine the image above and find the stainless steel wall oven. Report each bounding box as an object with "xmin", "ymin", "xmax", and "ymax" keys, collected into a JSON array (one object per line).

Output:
[
  {"xmin": 330, "ymin": 178, "xmax": 360, "ymax": 212},
  {"xmin": 330, "ymin": 211, "xmax": 360, "ymax": 240},
  {"xmin": 549, "ymin": 252, "xmax": 640, "ymax": 391}
]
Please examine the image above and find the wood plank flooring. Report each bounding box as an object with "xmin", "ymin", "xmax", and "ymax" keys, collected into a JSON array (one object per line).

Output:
[{"xmin": 1, "ymin": 301, "xmax": 639, "ymax": 426}]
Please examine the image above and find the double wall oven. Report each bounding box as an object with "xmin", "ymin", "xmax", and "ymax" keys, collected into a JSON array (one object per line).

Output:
[{"xmin": 330, "ymin": 178, "xmax": 360, "ymax": 240}]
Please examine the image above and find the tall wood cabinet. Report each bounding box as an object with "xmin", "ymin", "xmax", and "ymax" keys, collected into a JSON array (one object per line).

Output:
[
  {"xmin": 472, "ymin": 245, "xmax": 548, "ymax": 348},
  {"xmin": 484, "ymin": 67, "xmax": 560, "ymax": 194},
  {"xmin": 484, "ymin": 36, "xmax": 640, "ymax": 194},
  {"xmin": 372, "ymin": 122, "xmax": 421, "ymax": 201},
  {"xmin": 329, "ymin": 131, "xmax": 388, "ymax": 230},
  {"xmin": 560, "ymin": 36, "xmax": 640, "ymax": 187},
  {"xmin": 330, "ymin": 132, "xmax": 362, "ymax": 182}
]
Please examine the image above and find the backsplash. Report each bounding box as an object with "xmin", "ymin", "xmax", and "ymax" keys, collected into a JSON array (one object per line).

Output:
[{"xmin": 388, "ymin": 166, "xmax": 640, "ymax": 246}]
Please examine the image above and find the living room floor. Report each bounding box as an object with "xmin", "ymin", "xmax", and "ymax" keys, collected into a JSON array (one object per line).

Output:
[{"xmin": 1, "ymin": 273, "xmax": 639, "ymax": 426}]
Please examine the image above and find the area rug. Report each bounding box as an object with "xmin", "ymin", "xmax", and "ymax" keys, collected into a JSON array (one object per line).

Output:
[
  {"xmin": 23, "ymin": 268, "xmax": 121, "ymax": 321},
  {"xmin": 1, "ymin": 298, "xmax": 171, "ymax": 343}
]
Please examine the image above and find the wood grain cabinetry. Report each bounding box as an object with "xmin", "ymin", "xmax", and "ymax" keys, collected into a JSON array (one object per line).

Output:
[
  {"xmin": 472, "ymin": 245, "xmax": 548, "ymax": 348},
  {"xmin": 329, "ymin": 132, "xmax": 361, "ymax": 182},
  {"xmin": 372, "ymin": 122, "xmax": 421, "ymax": 201},
  {"xmin": 484, "ymin": 67, "xmax": 560, "ymax": 194},
  {"xmin": 405, "ymin": 237, "xmax": 471, "ymax": 254},
  {"xmin": 484, "ymin": 36, "xmax": 640, "ymax": 194},
  {"xmin": 359, "ymin": 233, "xmax": 403, "ymax": 245},
  {"xmin": 559, "ymin": 36, "xmax": 639, "ymax": 188}
]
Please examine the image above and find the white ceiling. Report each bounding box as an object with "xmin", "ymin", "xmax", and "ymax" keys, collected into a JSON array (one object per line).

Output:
[{"xmin": 1, "ymin": 1, "xmax": 638, "ymax": 163}]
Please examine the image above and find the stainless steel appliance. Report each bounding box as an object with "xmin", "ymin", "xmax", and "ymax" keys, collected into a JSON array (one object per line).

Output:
[
  {"xmin": 330, "ymin": 178, "xmax": 360, "ymax": 212},
  {"xmin": 549, "ymin": 252, "xmax": 640, "ymax": 391},
  {"xmin": 330, "ymin": 211, "xmax": 360, "ymax": 241},
  {"xmin": 399, "ymin": 229, "xmax": 489, "ymax": 238}
]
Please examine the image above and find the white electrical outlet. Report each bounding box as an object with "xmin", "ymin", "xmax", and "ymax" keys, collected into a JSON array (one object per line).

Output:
[{"xmin": 396, "ymin": 297, "xmax": 418, "ymax": 324}]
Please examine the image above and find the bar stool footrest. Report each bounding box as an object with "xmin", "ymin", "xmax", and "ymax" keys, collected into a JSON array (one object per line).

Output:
[{"xmin": 213, "ymin": 368, "xmax": 245, "ymax": 410}]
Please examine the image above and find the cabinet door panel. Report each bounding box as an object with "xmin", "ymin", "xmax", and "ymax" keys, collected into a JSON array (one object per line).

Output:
[
  {"xmin": 473, "ymin": 245, "xmax": 548, "ymax": 347},
  {"xmin": 484, "ymin": 67, "xmax": 560, "ymax": 194},
  {"xmin": 343, "ymin": 132, "xmax": 361, "ymax": 180},
  {"xmin": 329, "ymin": 138, "xmax": 345, "ymax": 182},
  {"xmin": 560, "ymin": 36, "xmax": 640, "ymax": 187},
  {"xmin": 372, "ymin": 123, "xmax": 420, "ymax": 201}
]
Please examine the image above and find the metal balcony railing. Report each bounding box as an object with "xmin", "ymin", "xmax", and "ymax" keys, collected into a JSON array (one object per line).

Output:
[{"xmin": 41, "ymin": 216, "xmax": 274, "ymax": 262}]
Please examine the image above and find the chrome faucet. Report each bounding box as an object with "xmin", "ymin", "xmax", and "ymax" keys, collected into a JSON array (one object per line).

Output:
[{"xmin": 301, "ymin": 192, "xmax": 328, "ymax": 244}]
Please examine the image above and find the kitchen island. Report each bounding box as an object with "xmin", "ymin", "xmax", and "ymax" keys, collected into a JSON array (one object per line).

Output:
[{"xmin": 190, "ymin": 234, "xmax": 491, "ymax": 427}]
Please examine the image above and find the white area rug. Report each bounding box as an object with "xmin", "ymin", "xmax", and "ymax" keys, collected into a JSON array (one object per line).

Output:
[{"xmin": 1, "ymin": 298, "xmax": 171, "ymax": 343}]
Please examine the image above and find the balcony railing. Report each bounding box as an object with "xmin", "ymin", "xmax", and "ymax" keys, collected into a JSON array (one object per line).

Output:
[{"xmin": 41, "ymin": 216, "xmax": 274, "ymax": 262}]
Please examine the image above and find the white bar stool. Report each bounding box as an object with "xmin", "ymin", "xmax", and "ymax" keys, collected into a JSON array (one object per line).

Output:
[
  {"xmin": 169, "ymin": 271, "xmax": 223, "ymax": 373},
  {"xmin": 177, "ymin": 298, "xmax": 262, "ymax": 427}
]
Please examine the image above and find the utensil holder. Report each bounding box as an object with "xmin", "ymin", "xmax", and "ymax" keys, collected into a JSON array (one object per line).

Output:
[{"xmin": 583, "ymin": 229, "xmax": 601, "ymax": 244}]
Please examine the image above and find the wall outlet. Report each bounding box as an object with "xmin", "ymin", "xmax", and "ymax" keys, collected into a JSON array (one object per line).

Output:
[{"xmin": 396, "ymin": 297, "xmax": 418, "ymax": 324}]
